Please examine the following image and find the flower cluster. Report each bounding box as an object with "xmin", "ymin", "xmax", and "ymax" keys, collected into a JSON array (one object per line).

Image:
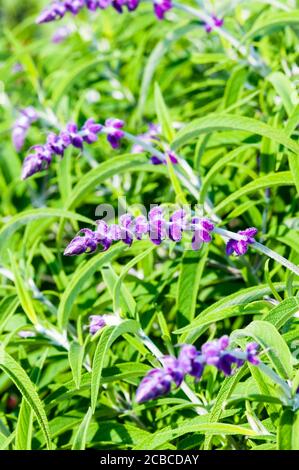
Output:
[
  {"xmin": 37, "ymin": 0, "xmax": 173, "ymax": 24},
  {"xmin": 226, "ymin": 228, "xmax": 258, "ymax": 257},
  {"xmin": 64, "ymin": 207, "xmax": 215, "ymax": 255},
  {"xmin": 136, "ymin": 337, "xmax": 260, "ymax": 403},
  {"xmin": 12, "ymin": 107, "xmax": 38, "ymax": 152},
  {"xmin": 132, "ymin": 123, "xmax": 178, "ymax": 165},
  {"xmin": 21, "ymin": 117, "xmax": 124, "ymax": 179}
]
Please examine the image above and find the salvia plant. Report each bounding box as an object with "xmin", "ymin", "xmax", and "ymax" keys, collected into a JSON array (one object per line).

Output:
[{"xmin": 0, "ymin": 0, "xmax": 299, "ymax": 453}]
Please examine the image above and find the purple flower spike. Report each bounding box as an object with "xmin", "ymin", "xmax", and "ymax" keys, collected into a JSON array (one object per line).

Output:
[
  {"xmin": 153, "ymin": 0, "xmax": 172, "ymax": 20},
  {"xmin": 82, "ymin": 118, "xmax": 103, "ymax": 144},
  {"xmin": 226, "ymin": 227, "xmax": 258, "ymax": 257},
  {"xmin": 246, "ymin": 342, "xmax": 260, "ymax": 365},
  {"xmin": 191, "ymin": 217, "xmax": 214, "ymax": 250},
  {"xmin": 89, "ymin": 315, "xmax": 106, "ymax": 335},
  {"xmin": 135, "ymin": 369, "xmax": 172, "ymax": 403},
  {"xmin": 64, "ymin": 228, "xmax": 98, "ymax": 256},
  {"xmin": 104, "ymin": 118, "xmax": 125, "ymax": 149}
]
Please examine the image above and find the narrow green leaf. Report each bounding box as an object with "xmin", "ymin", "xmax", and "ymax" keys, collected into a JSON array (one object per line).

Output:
[
  {"xmin": 91, "ymin": 320, "xmax": 140, "ymax": 412},
  {"xmin": 72, "ymin": 407, "xmax": 93, "ymax": 450}
]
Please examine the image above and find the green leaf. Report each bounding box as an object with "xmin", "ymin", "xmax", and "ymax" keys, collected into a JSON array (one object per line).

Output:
[
  {"xmin": 233, "ymin": 320, "xmax": 293, "ymax": 379},
  {"xmin": 214, "ymin": 172, "xmax": 293, "ymax": 214},
  {"xmin": 0, "ymin": 347, "xmax": 51, "ymax": 449},
  {"xmin": 58, "ymin": 245, "xmax": 124, "ymax": 329},
  {"xmin": 137, "ymin": 23, "xmax": 198, "ymax": 118},
  {"xmin": 264, "ymin": 297, "xmax": 299, "ymax": 330},
  {"xmin": 172, "ymin": 114, "xmax": 299, "ymax": 155},
  {"xmin": 65, "ymin": 154, "xmax": 166, "ymax": 210},
  {"xmin": 277, "ymin": 409, "xmax": 299, "ymax": 450},
  {"xmin": 91, "ymin": 320, "xmax": 140, "ymax": 413},
  {"xmin": 9, "ymin": 252, "xmax": 37, "ymax": 325},
  {"xmin": 267, "ymin": 72, "xmax": 298, "ymax": 117},
  {"xmin": 0, "ymin": 295, "xmax": 19, "ymax": 335},
  {"xmin": 176, "ymin": 248, "xmax": 208, "ymax": 328},
  {"xmin": 154, "ymin": 82, "xmax": 175, "ymax": 142},
  {"xmin": 244, "ymin": 11, "xmax": 299, "ymax": 40},
  {"xmin": 68, "ymin": 341, "xmax": 85, "ymax": 389},
  {"xmin": 0, "ymin": 209, "xmax": 94, "ymax": 259},
  {"xmin": 134, "ymin": 417, "xmax": 260, "ymax": 450},
  {"xmin": 72, "ymin": 407, "xmax": 93, "ymax": 450},
  {"xmin": 15, "ymin": 401, "xmax": 33, "ymax": 450}
]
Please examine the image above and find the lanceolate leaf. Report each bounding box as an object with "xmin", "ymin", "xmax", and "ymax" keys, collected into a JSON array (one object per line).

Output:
[
  {"xmin": 91, "ymin": 320, "xmax": 140, "ymax": 413},
  {"xmin": 0, "ymin": 347, "xmax": 51, "ymax": 449}
]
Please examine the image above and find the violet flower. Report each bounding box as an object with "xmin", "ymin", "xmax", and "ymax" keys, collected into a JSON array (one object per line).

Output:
[
  {"xmin": 226, "ymin": 228, "xmax": 258, "ymax": 256},
  {"xmin": 52, "ymin": 25, "xmax": 74, "ymax": 43},
  {"xmin": 104, "ymin": 118, "xmax": 125, "ymax": 149},
  {"xmin": 37, "ymin": 0, "xmax": 170, "ymax": 24},
  {"xmin": 21, "ymin": 117, "xmax": 106, "ymax": 179},
  {"xmin": 135, "ymin": 369, "xmax": 173, "ymax": 403},
  {"xmin": 135, "ymin": 338, "xmax": 261, "ymax": 403},
  {"xmin": 64, "ymin": 207, "xmax": 215, "ymax": 255},
  {"xmin": 153, "ymin": 0, "xmax": 172, "ymax": 20},
  {"xmin": 12, "ymin": 107, "xmax": 38, "ymax": 152},
  {"xmin": 21, "ymin": 145, "xmax": 53, "ymax": 180},
  {"xmin": 89, "ymin": 314, "xmax": 120, "ymax": 334},
  {"xmin": 205, "ymin": 15, "xmax": 224, "ymax": 33}
]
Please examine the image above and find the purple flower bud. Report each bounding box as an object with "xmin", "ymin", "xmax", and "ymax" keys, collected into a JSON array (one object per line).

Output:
[
  {"xmin": 167, "ymin": 150, "xmax": 178, "ymax": 164},
  {"xmin": 95, "ymin": 220, "xmax": 112, "ymax": 251},
  {"xmin": 108, "ymin": 224, "xmax": 122, "ymax": 241},
  {"xmin": 191, "ymin": 217, "xmax": 214, "ymax": 250},
  {"xmin": 12, "ymin": 107, "xmax": 38, "ymax": 151},
  {"xmin": 135, "ymin": 369, "xmax": 172, "ymax": 403},
  {"xmin": 226, "ymin": 227, "xmax": 258, "ymax": 256},
  {"xmin": 153, "ymin": 0, "xmax": 172, "ymax": 20},
  {"xmin": 134, "ymin": 215, "xmax": 149, "ymax": 240},
  {"xmin": 47, "ymin": 132, "xmax": 67, "ymax": 156},
  {"xmin": 150, "ymin": 156, "xmax": 164, "ymax": 165},
  {"xmin": 178, "ymin": 345, "xmax": 204, "ymax": 379},
  {"xmin": 205, "ymin": 15, "xmax": 224, "ymax": 33},
  {"xmin": 169, "ymin": 209, "xmax": 187, "ymax": 242},
  {"xmin": 64, "ymin": 228, "xmax": 98, "ymax": 256},
  {"xmin": 64, "ymin": 0, "xmax": 85, "ymax": 15},
  {"xmin": 63, "ymin": 122, "xmax": 84, "ymax": 149},
  {"xmin": 126, "ymin": 0, "xmax": 139, "ymax": 11},
  {"xmin": 21, "ymin": 145, "xmax": 53, "ymax": 179},
  {"xmin": 201, "ymin": 335, "xmax": 230, "ymax": 367},
  {"xmin": 162, "ymin": 356, "xmax": 185, "ymax": 386},
  {"xmin": 119, "ymin": 214, "xmax": 134, "ymax": 246},
  {"xmin": 89, "ymin": 315, "xmax": 106, "ymax": 334},
  {"xmin": 36, "ymin": 2, "xmax": 66, "ymax": 23},
  {"xmin": 82, "ymin": 118, "xmax": 103, "ymax": 143},
  {"xmin": 148, "ymin": 206, "xmax": 166, "ymax": 245},
  {"xmin": 246, "ymin": 342, "xmax": 260, "ymax": 365},
  {"xmin": 104, "ymin": 118, "xmax": 125, "ymax": 149},
  {"xmin": 52, "ymin": 25, "xmax": 74, "ymax": 43}
]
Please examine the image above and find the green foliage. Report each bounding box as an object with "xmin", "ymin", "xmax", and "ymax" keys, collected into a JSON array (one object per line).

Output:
[{"xmin": 1, "ymin": 0, "xmax": 299, "ymax": 451}]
